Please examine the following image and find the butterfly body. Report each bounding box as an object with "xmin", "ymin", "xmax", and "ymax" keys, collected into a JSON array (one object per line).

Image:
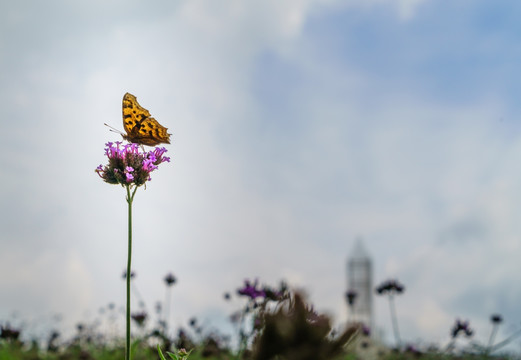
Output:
[{"xmin": 121, "ymin": 93, "xmax": 171, "ymax": 146}]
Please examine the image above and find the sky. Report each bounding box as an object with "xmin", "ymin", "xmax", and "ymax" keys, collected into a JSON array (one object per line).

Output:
[{"xmin": 2, "ymin": 0, "xmax": 521, "ymax": 352}]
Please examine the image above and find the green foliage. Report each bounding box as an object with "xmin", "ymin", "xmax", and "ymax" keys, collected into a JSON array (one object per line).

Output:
[{"xmin": 158, "ymin": 344, "xmax": 193, "ymax": 360}]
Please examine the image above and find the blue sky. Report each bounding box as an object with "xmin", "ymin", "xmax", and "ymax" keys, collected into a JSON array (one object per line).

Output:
[{"xmin": 2, "ymin": 0, "xmax": 521, "ymax": 351}]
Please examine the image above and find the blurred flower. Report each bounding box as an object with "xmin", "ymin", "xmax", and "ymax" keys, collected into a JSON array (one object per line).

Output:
[
  {"xmin": 189, "ymin": 317, "xmax": 197, "ymax": 327},
  {"xmin": 131, "ymin": 311, "xmax": 148, "ymax": 327},
  {"xmin": 451, "ymin": 319, "xmax": 473, "ymax": 338},
  {"xmin": 223, "ymin": 292, "xmax": 231, "ymax": 301},
  {"xmin": 345, "ymin": 289, "xmax": 357, "ymax": 306},
  {"xmin": 0, "ymin": 324, "xmax": 20, "ymax": 341},
  {"xmin": 96, "ymin": 142, "xmax": 170, "ymax": 187},
  {"xmin": 164, "ymin": 272, "xmax": 177, "ymax": 287},
  {"xmin": 122, "ymin": 270, "xmax": 135, "ymax": 280},
  {"xmin": 362, "ymin": 325, "xmax": 371, "ymax": 336},
  {"xmin": 237, "ymin": 279, "xmax": 266, "ymax": 300},
  {"xmin": 375, "ymin": 279, "xmax": 405, "ymax": 295},
  {"xmin": 491, "ymin": 314, "xmax": 503, "ymax": 324},
  {"xmin": 47, "ymin": 330, "xmax": 60, "ymax": 352}
]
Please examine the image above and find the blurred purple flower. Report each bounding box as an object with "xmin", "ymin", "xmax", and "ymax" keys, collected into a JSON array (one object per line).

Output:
[
  {"xmin": 362, "ymin": 325, "xmax": 371, "ymax": 336},
  {"xmin": 237, "ymin": 279, "xmax": 265, "ymax": 300}
]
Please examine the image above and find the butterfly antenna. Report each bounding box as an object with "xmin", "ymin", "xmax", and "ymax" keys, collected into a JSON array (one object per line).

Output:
[{"xmin": 104, "ymin": 123, "xmax": 125, "ymax": 136}]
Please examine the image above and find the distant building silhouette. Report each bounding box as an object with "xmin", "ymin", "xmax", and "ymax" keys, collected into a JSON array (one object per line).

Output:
[{"xmin": 347, "ymin": 238, "xmax": 373, "ymax": 330}]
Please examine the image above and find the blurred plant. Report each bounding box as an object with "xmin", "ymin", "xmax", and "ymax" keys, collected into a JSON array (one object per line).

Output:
[
  {"xmin": 122, "ymin": 270, "xmax": 148, "ymax": 312},
  {"xmin": 251, "ymin": 292, "xmax": 359, "ymax": 360},
  {"xmin": 483, "ymin": 313, "xmax": 521, "ymax": 355},
  {"xmin": 0, "ymin": 324, "xmax": 21, "ymax": 343},
  {"xmin": 163, "ymin": 272, "xmax": 177, "ymax": 333},
  {"xmin": 345, "ymin": 289, "xmax": 357, "ymax": 323},
  {"xmin": 158, "ymin": 344, "xmax": 192, "ymax": 360},
  {"xmin": 96, "ymin": 141, "xmax": 170, "ymax": 360},
  {"xmin": 446, "ymin": 318, "xmax": 473, "ymax": 353},
  {"xmin": 487, "ymin": 313, "xmax": 502, "ymax": 352},
  {"xmin": 230, "ymin": 279, "xmax": 289, "ymax": 356},
  {"xmin": 46, "ymin": 330, "xmax": 60, "ymax": 352},
  {"xmin": 122, "ymin": 270, "xmax": 136, "ymax": 280},
  {"xmin": 451, "ymin": 319, "xmax": 473, "ymax": 339},
  {"xmin": 131, "ymin": 311, "xmax": 148, "ymax": 328},
  {"xmin": 376, "ymin": 279, "xmax": 405, "ymax": 348},
  {"xmin": 237, "ymin": 279, "xmax": 266, "ymax": 300}
]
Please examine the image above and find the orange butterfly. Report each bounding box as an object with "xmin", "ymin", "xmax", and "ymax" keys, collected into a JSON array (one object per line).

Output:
[{"xmin": 118, "ymin": 93, "xmax": 171, "ymax": 146}]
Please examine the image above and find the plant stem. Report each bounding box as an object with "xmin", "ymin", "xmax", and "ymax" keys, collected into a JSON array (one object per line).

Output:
[
  {"xmin": 164, "ymin": 286, "xmax": 171, "ymax": 332},
  {"xmin": 490, "ymin": 327, "xmax": 521, "ymax": 352},
  {"xmin": 388, "ymin": 294, "xmax": 401, "ymax": 348},
  {"xmin": 487, "ymin": 324, "xmax": 498, "ymax": 352},
  {"xmin": 125, "ymin": 185, "xmax": 138, "ymax": 360}
]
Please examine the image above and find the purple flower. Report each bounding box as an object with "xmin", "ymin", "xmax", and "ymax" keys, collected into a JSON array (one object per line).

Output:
[
  {"xmin": 96, "ymin": 142, "xmax": 170, "ymax": 187},
  {"xmin": 237, "ymin": 279, "xmax": 266, "ymax": 300},
  {"xmin": 125, "ymin": 166, "xmax": 134, "ymax": 182}
]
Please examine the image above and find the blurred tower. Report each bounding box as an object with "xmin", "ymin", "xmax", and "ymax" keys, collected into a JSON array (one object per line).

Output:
[{"xmin": 347, "ymin": 238, "xmax": 373, "ymax": 330}]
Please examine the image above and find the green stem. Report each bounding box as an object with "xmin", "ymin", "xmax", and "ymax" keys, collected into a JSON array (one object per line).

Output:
[{"xmin": 125, "ymin": 185, "xmax": 138, "ymax": 360}]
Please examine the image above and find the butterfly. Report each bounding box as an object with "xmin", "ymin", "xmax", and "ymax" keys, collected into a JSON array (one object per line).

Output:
[{"xmin": 118, "ymin": 92, "xmax": 171, "ymax": 146}]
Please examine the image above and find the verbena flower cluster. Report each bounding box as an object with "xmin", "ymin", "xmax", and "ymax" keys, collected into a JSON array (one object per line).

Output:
[{"xmin": 96, "ymin": 142, "xmax": 170, "ymax": 187}]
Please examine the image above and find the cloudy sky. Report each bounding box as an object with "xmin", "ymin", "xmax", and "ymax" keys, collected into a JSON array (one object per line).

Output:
[{"xmin": 2, "ymin": 0, "xmax": 521, "ymax": 350}]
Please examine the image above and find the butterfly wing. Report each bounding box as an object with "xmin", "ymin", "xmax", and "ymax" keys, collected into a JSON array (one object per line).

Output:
[
  {"xmin": 127, "ymin": 117, "xmax": 171, "ymax": 146},
  {"xmin": 122, "ymin": 93, "xmax": 151, "ymax": 135},
  {"xmin": 121, "ymin": 92, "xmax": 171, "ymax": 146}
]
